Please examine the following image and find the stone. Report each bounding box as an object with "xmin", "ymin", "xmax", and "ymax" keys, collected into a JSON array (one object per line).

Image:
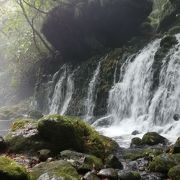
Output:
[
  {"xmin": 142, "ymin": 132, "xmax": 168, "ymax": 146},
  {"xmin": 31, "ymin": 160, "xmax": 80, "ymax": 179},
  {"xmin": 97, "ymin": 168, "xmax": 118, "ymax": 179},
  {"xmin": 130, "ymin": 137, "xmax": 143, "ymax": 148},
  {"xmin": 131, "ymin": 130, "xmax": 140, "ymax": 135},
  {"xmin": 172, "ymin": 137, "xmax": 180, "ymax": 154},
  {"xmin": 173, "ymin": 114, "xmax": 180, "ymax": 121},
  {"xmin": 105, "ymin": 154, "xmax": 123, "ymax": 169},
  {"xmin": 83, "ymin": 172, "xmax": 100, "ymax": 180},
  {"xmin": 168, "ymin": 165, "xmax": 180, "ymax": 180},
  {"xmin": 38, "ymin": 149, "xmax": 51, "ymax": 162},
  {"xmin": 118, "ymin": 171, "xmax": 141, "ymax": 180},
  {"xmin": 60, "ymin": 150, "xmax": 103, "ymax": 173}
]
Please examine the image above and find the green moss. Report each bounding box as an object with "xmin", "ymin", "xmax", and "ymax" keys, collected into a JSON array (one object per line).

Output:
[
  {"xmin": 168, "ymin": 165, "xmax": 180, "ymax": 180},
  {"xmin": 149, "ymin": 153, "xmax": 180, "ymax": 174},
  {"xmin": 31, "ymin": 160, "xmax": 80, "ymax": 180},
  {"xmin": 0, "ymin": 156, "xmax": 29, "ymax": 180}
]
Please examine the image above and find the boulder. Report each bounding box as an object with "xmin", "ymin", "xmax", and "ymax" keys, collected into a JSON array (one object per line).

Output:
[
  {"xmin": 168, "ymin": 165, "xmax": 180, "ymax": 180},
  {"xmin": 31, "ymin": 160, "xmax": 80, "ymax": 180},
  {"xmin": 131, "ymin": 130, "xmax": 140, "ymax": 136},
  {"xmin": 83, "ymin": 172, "xmax": 100, "ymax": 180},
  {"xmin": 97, "ymin": 168, "xmax": 118, "ymax": 179},
  {"xmin": 130, "ymin": 137, "xmax": 143, "ymax": 148},
  {"xmin": 172, "ymin": 137, "xmax": 180, "ymax": 154},
  {"xmin": 38, "ymin": 149, "xmax": 51, "ymax": 162},
  {"xmin": 105, "ymin": 154, "xmax": 123, "ymax": 169},
  {"xmin": 142, "ymin": 132, "xmax": 168, "ymax": 146},
  {"xmin": 0, "ymin": 156, "xmax": 29, "ymax": 180},
  {"xmin": 149, "ymin": 153, "xmax": 180, "ymax": 174},
  {"xmin": 60, "ymin": 150, "xmax": 103, "ymax": 172}
]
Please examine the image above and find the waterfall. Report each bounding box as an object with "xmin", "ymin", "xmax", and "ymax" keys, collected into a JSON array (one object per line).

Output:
[
  {"xmin": 49, "ymin": 66, "xmax": 74, "ymax": 115},
  {"xmin": 95, "ymin": 35, "xmax": 180, "ymax": 147},
  {"xmin": 108, "ymin": 39, "xmax": 161, "ymax": 123},
  {"xmin": 84, "ymin": 61, "xmax": 101, "ymax": 121}
]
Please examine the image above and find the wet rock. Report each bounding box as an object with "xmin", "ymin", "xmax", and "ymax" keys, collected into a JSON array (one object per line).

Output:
[
  {"xmin": 149, "ymin": 153, "xmax": 180, "ymax": 174},
  {"xmin": 142, "ymin": 132, "xmax": 168, "ymax": 146},
  {"xmin": 38, "ymin": 149, "xmax": 51, "ymax": 162},
  {"xmin": 105, "ymin": 154, "xmax": 123, "ymax": 169},
  {"xmin": 128, "ymin": 161, "xmax": 138, "ymax": 171},
  {"xmin": 130, "ymin": 137, "xmax": 143, "ymax": 148},
  {"xmin": 83, "ymin": 172, "xmax": 100, "ymax": 180},
  {"xmin": 0, "ymin": 156, "xmax": 29, "ymax": 180},
  {"xmin": 0, "ymin": 136, "xmax": 7, "ymax": 152},
  {"xmin": 97, "ymin": 168, "xmax": 118, "ymax": 179},
  {"xmin": 168, "ymin": 165, "xmax": 180, "ymax": 180},
  {"xmin": 60, "ymin": 150, "xmax": 103, "ymax": 173},
  {"xmin": 118, "ymin": 170, "xmax": 141, "ymax": 180},
  {"xmin": 31, "ymin": 160, "xmax": 80, "ymax": 179},
  {"xmin": 172, "ymin": 137, "xmax": 180, "ymax": 154},
  {"xmin": 131, "ymin": 130, "xmax": 140, "ymax": 136},
  {"xmin": 173, "ymin": 114, "xmax": 180, "ymax": 121},
  {"xmin": 141, "ymin": 172, "xmax": 165, "ymax": 180}
]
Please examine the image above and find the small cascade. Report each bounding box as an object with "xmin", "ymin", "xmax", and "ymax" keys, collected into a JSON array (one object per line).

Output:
[
  {"xmin": 49, "ymin": 66, "xmax": 74, "ymax": 115},
  {"xmin": 95, "ymin": 35, "xmax": 180, "ymax": 147},
  {"xmin": 84, "ymin": 61, "xmax": 101, "ymax": 121}
]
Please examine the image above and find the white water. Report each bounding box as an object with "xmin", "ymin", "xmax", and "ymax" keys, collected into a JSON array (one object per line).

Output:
[
  {"xmin": 95, "ymin": 36, "xmax": 180, "ymax": 147},
  {"xmin": 49, "ymin": 66, "xmax": 74, "ymax": 115},
  {"xmin": 84, "ymin": 61, "xmax": 101, "ymax": 121}
]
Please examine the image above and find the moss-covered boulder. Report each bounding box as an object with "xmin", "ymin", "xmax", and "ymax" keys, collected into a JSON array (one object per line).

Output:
[
  {"xmin": 0, "ymin": 156, "xmax": 29, "ymax": 180},
  {"xmin": 142, "ymin": 132, "xmax": 167, "ymax": 146},
  {"xmin": 38, "ymin": 115, "xmax": 118, "ymax": 158},
  {"xmin": 173, "ymin": 137, "xmax": 180, "ymax": 154},
  {"xmin": 149, "ymin": 153, "xmax": 180, "ymax": 174},
  {"xmin": 60, "ymin": 150, "xmax": 103, "ymax": 172},
  {"xmin": 5, "ymin": 115, "xmax": 118, "ymax": 158},
  {"xmin": 31, "ymin": 160, "xmax": 80, "ymax": 180},
  {"xmin": 130, "ymin": 137, "xmax": 143, "ymax": 148},
  {"xmin": 168, "ymin": 165, "xmax": 180, "ymax": 180}
]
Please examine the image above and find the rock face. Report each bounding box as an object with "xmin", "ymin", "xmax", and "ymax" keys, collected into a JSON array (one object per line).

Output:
[
  {"xmin": 173, "ymin": 137, "xmax": 180, "ymax": 153},
  {"xmin": 42, "ymin": 0, "xmax": 152, "ymax": 60}
]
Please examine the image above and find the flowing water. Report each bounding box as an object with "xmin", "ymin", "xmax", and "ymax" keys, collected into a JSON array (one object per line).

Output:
[
  {"xmin": 95, "ymin": 36, "xmax": 180, "ymax": 147},
  {"xmin": 49, "ymin": 66, "xmax": 74, "ymax": 115},
  {"xmin": 84, "ymin": 61, "xmax": 101, "ymax": 121}
]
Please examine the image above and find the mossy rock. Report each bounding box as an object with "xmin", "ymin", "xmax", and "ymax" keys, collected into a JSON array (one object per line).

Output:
[
  {"xmin": 0, "ymin": 156, "xmax": 29, "ymax": 180},
  {"xmin": 149, "ymin": 153, "xmax": 180, "ymax": 174},
  {"xmin": 38, "ymin": 115, "xmax": 118, "ymax": 158},
  {"xmin": 123, "ymin": 147, "xmax": 163, "ymax": 161},
  {"xmin": 60, "ymin": 150, "xmax": 103, "ymax": 171},
  {"xmin": 142, "ymin": 132, "xmax": 167, "ymax": 145},
  {"xmin": 31, "ymin": 160, "xmax": 80, "ymax": 180},
  {"xmin": 130, "ymin": 137, "xmax": 143, "ymax": 148},
  {"xmin": 173, "ymin": 137, "xmax": 180, "ymax": 154},
  {"xmin": 168, "ymin": 165, "xmax": 180, "ymax": 180},
  {"xmin": 105, "ymin": 154, "xmax": 123, "ymax": 169},
  {"xmin": 118, "ymin": 171, "xmax": 141, "ymax": 180}
]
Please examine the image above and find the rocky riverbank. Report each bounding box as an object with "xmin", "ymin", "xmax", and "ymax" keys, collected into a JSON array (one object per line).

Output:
[{"xmin": 0, "ymin": 106, "xmax": 179, "ymax": 180}]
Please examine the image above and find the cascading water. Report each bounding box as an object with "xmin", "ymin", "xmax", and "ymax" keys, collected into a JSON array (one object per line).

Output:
[
  {"xmin": 95, "ymin": 35, "xmax": 180, "ymax": 147},
  {"xmin": 49, "ymin": 66, "xmax": 74, "ymax": 115},
  {"xmin": 84, "ymin": 61, "xmax": 101, "ymax": 121}
]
